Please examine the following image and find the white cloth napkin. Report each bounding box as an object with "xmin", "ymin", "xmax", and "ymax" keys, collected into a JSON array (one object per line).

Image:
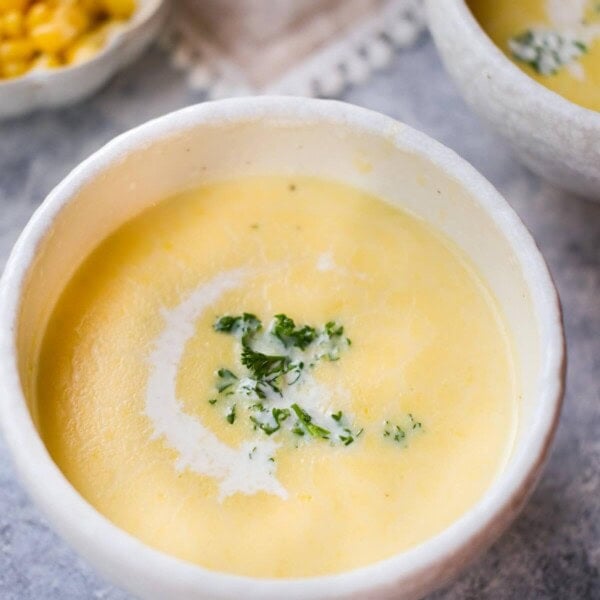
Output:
[{"xmin": 162, "ymin": 0, "xmax": 425, "ymax": 97}]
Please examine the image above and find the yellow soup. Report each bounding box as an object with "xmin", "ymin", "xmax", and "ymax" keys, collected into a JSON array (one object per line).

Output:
[
  {"xmin": 469, "ymin": 0, "xmax": 600, "ymax": 111},
  {"xmin": 37, "ymin": 176, "xmax": 517, "ymax": 578}
]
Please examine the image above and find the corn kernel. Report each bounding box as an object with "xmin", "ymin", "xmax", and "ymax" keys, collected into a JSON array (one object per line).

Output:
[
  {"xmin": 0, "ymin": 37, "xmax": 34, "ymax": 61},
  {"xmin": 30, "ymin": 20, "xmax": 77, "ymax": 53},
  {"xmin": 1, "ymin": 57, "xmax": 30, "ymax": 78},
  {"xmin": 101, "ymin": 0, "xmax": 135, "ymax": 19},
  {"xmin": 59, "ymin": 4, "xmax": 90, "ymax": 33},
  {"xmin": 64, "ymin": 20, "xmax": 122, "ymax": 65},
  {"xmin": 65, "ymin": 37, "xmax": 97, "ymax": 65},
  {"xmin": 0, "ymin": 0, "xmax": 28, "ymax": 14},
  {"xmin": 31, "ymin": 51, "xmax": 61, "ymax": 70},
  {"xmin": 2, "ymin": 9, "xmax": 25, "ymax": 38},
  {"xmin": 79, "ymin": 0, "xmax": 103, "ymax": 16},
  {"xmin": 26, "ymin": 3, "xmax": 54, "ymax": 31}
]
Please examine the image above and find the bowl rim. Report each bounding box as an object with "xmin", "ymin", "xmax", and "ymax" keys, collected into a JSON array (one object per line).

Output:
[
  {"xmin": 0, "ymin": 96, "xmax": 565, "ymax": 599},
  {"xmin": 0, "ymin": 0, "xmax": 166, "ymax": 89},
  {"xmin": 427, "ymin": 0, "xmax": 600, "ymax": 127}
]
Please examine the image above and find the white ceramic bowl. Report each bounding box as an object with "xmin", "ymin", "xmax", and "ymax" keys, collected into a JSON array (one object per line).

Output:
[
  {"xmin": 426, "ymin": 0, "xmax": 600, "ymax": 201},
  {"xmin": 0, "ymin": 0, "xmax": 168, "ymax": 119},
  {"xmin": 0, "ymin": 97, "xmax": 565, "ymax": 599}
]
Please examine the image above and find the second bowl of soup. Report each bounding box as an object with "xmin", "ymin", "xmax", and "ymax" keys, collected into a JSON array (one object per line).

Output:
[{"xmin": 427, "ymin": 0, "xmax": 600, "ymax": 200}]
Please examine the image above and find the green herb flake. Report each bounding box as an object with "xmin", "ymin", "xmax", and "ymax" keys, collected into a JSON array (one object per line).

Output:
[
  {"xmin": 339, "ymin": 433, "xmax": 354, "ymax": 446},
  {"xmin": 226, "ymin": 405, "xmax": 236, "ymax": 425},
  {"xmin": 250, "ymin": 407, "xmax": 291, "ymax": 436},
  {"xmin": 272, "ymin": 314, "xmax": 317, "ymax": 350},
  {"xmin": 250, "ymin": 416, "xmax": 278, "ymax": 435},
  {"xmin": 272, "ymin": 407, "xmax": 291, "ymax": 425},
  {"xmin": 394, "ymin": 426, "xmax": 406, "ymax": 442},
  {"xmin": 214, "ymin": 313, "xmax": 262, "ymax": 335},
  {"xmin": 213, "ymin": 315, "xmax": 240, "ymax": 333},
  {"xmin": 408, "ymin": 413, "xmax": 423, "ymax": 430},
  {"xmin": 383, "ymin": 416, "xmax": 423, "ymax": 446},
  {"xmin": 217, "ymin": 368, "xmax": 237, "ymax": 379},
  {"xmin": 291, "ymin": 404, "xmax": 330, "ymax": 439},
  {"xmin": 325, "ymin": 321, "xmax": 344, "ymax": 338},
  {"xmin": 241, "ymin": 343, "xmax": 290, "ymax": 380},
  {"xmin": 508, "ymin": 29, "xmax": 588, "ymax": 75},
  {"xmin": 292, "ymin": 424, "xmax": 305, "ymax": 436},
  {"xmin": 216, "ymin": 368, "xmax": 238, "ymax": 393}
]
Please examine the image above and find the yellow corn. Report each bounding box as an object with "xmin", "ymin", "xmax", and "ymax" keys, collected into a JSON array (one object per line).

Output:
[
  {"xmin": 2, "ymin": 9, "xmax": 25, "ymax": 38},
  {"xmin": 0, "ymin": 0, "xmax": 136, "ymax": 80},
  {"xmin": 30, "ymin": 50, "xmax": 61, "ymax": 70},
  {"xmin": 101, "ymin": 0, "xmax": 135, "ymax": 19},
  {"xmin": 1, "ymin": 58, "xmax": 30, "ymax": 78},
  {"xmin": 79, "ymin": 0, "xmax": 103, "ymax": 15},
  {"xmin": 30, "ymin": 21, "xmax": 74, "ymax": 53},
  {"xmin": 0, "ymin": 0, "xmax": 28, "ymax": 14},
  {"xmin": 0, "ymin": 37, "xmax": 33, "ymax": 60},
  {"xmin": 60, "ymin": 3, "xmax": 90, "ymax": 34},
  {"xmin": 25, "ymin": 3, "xmax": 54, "ymax": 31},
  {"xmin": 65, "ymin": 36, "xmax": 97, "ymax": 65},
  {"xmin": 65, "ymin": 20, "xmax": 122, "ymax": 65}
]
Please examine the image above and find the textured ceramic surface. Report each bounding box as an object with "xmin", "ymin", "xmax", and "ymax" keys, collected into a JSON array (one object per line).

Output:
[
  {"xmin": 0, "ymin": 0, "xmax": 168, "ymax": 120},
  {"xmin": 0, "ymin": 97, "xmax": 564, "ymax": 599},
  {"xmin": 427, "ymin": 0, "xmax": 600, "ymax": 201}
]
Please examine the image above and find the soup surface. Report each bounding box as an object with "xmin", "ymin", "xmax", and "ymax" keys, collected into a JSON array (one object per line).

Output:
[
  {"xmin": 469, "ymin": 0, "xmax": 600, "ymax": 111},
  {"xmin": 37, "ymin": 176, "xmax": 517, "ymax": 578}
]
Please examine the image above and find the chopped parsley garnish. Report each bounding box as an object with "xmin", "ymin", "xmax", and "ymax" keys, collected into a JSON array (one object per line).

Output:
[
  {"xmin": 394, "ymin": 427, "xmax": 406, "ymax": 442},
  {"xmin": 291, "ymin": 404, "xmax": 330, "ymax": 439},
  {"xmin": 325, "ymin": 320, "xmax": 344, "ymax": 338},
  {"xmin": 408, "ymin": 413, "xmax": 423, "ymax": 430},
  {"xmin": 508, "ymin": 29, "xmax": 587, "ymax": 75},
  {"xmin": 320, "ymin": 320, "xmax": 351, "ymax": 361},
  {"xmin": 209, "ymin": 312, "xmax": 422, "ymax": 451},
  {"xmin": 383, "ymin": 416, "xmax": 424, "ymax": 446},
  {"xmin": 226, "ymin": 405, "xmax": 236, "ymax": 424},
  {"xmin": 251, "ymin": 407, "xmax": 291, "ymax": 435},
  {"xmin": 339, "ymin": 428, "xmax": 357, "ymax": 446},
  {"xmin": 241, "ymin": 344, "xmax": 290, "ymax": 381},
  {"xmin": 216, "ymin": 368, "xmax": 238, "ymax": 392},
  {"xmin": 273, "ymin": 407, "xmax": 291, "ymax": 424},
  {"xmin": 213, "ymin": 313, "xmax": 261, "ymax": 335},
  {"xmin": 271, "ymin": 314, "xmax": 317, "ymax": 350}
]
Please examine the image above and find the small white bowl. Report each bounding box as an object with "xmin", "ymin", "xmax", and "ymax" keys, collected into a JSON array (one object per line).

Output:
[
  {"xmin": 0, "ymin": 0, "xmax": 168, "ymax": 119},
  {"xmin": 0, "ymin": 97, "xmax": 565, "ymax": 599},
  {"xmin": 426, "ymin": 0, "xmax": 600, "ymax": 201}
]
